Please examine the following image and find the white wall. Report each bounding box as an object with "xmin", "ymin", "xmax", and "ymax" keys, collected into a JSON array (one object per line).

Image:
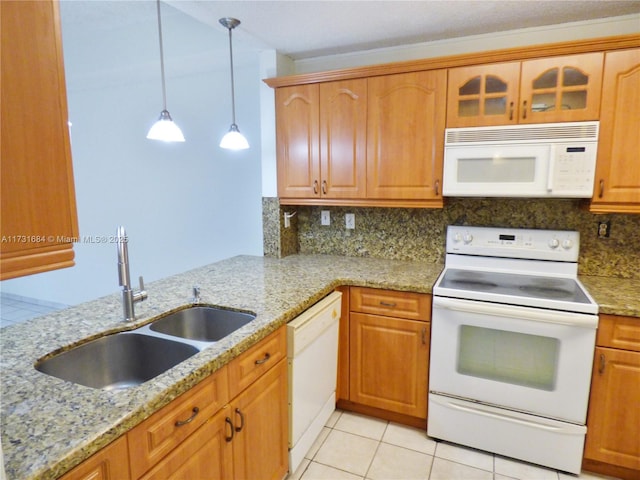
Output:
[{"xmin": 1, "ymin": 2, "xmax": 264, "ymax": 306}]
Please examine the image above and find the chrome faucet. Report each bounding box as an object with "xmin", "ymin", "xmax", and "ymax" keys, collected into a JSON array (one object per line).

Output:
[{"xmin": 116, "ymin": 226, "xmax": 147, "ymax": 321}]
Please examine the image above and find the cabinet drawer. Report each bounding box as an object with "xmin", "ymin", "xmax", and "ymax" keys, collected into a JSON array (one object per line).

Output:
[
  {"xmin": 228, "ymin": 327, "xmax": 286, "ymax": 399},
  {"xmin": 350, "ymin": 287, "xmax": 431, "ymax": 321},
  {"xmin": 597, "ymin": 314, "xmax": 640, "ymax": 352},
  {"xmin": 128, "ymin": 366, "xmax": 229, "ymax": 479}
]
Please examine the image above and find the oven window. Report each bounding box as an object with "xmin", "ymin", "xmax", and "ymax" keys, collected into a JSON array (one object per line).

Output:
[
  {"xmin": 457, "ymin": 325, "xmax": 559, "ymax": 390},
  {"xmin": 457, "ymin": 157, "xmax": 536, "ymax": 183}
]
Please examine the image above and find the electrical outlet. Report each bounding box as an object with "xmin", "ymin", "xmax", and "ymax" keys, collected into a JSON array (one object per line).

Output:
[
  {"xmin": 321, "ymin": 210, "xmax": 330, "ymax": 226},
  {"xmin": 345, "ymin": 213, "xmax": 355, "ymax": 229},
  {"xmin": 597, "ymin": 220, "xmax": 611, "ymax": 238}
]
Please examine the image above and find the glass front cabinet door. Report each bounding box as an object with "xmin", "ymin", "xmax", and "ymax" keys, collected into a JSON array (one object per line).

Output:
[{"xmin": 446, "ymin": 53, "xmax": 603, "ymax": 127}]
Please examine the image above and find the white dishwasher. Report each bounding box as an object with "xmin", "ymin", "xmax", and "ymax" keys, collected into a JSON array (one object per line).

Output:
[{"xmin": 287, "ymin": 291, "xmax": 342, "ymax": 474}]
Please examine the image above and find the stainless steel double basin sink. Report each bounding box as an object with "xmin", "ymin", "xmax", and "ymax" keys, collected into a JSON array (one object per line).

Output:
[{"xmin": 35, "ymin": 306, "xmax": 255, "ymax": 390}]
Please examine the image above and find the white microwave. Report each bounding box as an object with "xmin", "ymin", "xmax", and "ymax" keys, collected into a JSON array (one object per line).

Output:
[{"xmin": 442, "ymin": 121, "xmax": 599, "ymax": 198}]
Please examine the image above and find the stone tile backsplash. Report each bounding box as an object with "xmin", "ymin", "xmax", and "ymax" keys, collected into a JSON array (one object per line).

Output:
[{"xmin": 263, "ymin": 197, "xmax": 640, "ymax": 279}]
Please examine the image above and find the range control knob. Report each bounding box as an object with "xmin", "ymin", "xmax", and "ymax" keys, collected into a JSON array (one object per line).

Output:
[
  {"xmin": 452, "ymin": 233, "xmax": 462, "ymax": 243},
  {"xmin": 548, "ymin": 238, "xmax": 560, "ymax": 249},
  {"xmin": 562, "ymin": 238, "xmax": 574, "ymax": 250},
  {"xmin": 463, "ymin": 233, "xmax": 473, "ymax": 244}
]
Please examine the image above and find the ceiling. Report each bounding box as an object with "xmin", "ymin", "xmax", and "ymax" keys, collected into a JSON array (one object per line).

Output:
[
  {"xmin": 61, "ymin": 1, "xmax": 640, "ymax": 62},
  {"xmin": 168, "ymin": 0, "xmax": 640, "ymax": 59}
]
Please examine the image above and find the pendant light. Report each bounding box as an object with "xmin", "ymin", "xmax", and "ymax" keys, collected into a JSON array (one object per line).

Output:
[
  {"xmin": 219, "ymin": 17, "xmax": 249, "ymax": 150},
  {"xmin": 147, "ymin": 0, "xmax": 185, "ymax": 142}
]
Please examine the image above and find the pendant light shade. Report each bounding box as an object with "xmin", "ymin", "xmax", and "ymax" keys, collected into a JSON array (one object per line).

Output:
[
  {"xmin": 147, "ymin": 0, "xmax": 185, "ymax": 142},
  {"xmin": 219, "ymin": 17, "xmax": 249, "ymax": 150}
]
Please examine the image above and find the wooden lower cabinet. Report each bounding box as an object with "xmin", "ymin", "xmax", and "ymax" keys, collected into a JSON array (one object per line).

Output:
[
  {"xmin": 339, "ymin": 287, "xmax": 431, "ymax": 428},
  {"xmin": 583, "ymin": 314, "xmax": 640, "ymax": 480},
  {"xmin": 59, "ymin": 436, "xmax": 130, "ymax": 480},
  {"xmin": 139, "ymin": 407, "xmax": 233, "ymax": 480},
  {"xmin": 231, "ymin": 359, "xmax": 289, "ymax": 480},
  {"xmin": 349, "ymin": 312, "xmax": 429, "ymax": 418}
]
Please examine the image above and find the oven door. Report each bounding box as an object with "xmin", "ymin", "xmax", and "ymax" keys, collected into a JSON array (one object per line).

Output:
[{"xmin": 429, "ymin": 296, "xmax": 597, "ymax": 424}]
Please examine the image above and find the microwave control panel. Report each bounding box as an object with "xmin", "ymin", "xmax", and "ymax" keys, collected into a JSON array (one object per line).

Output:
[{"xmin": 548, "ymin": 143, "xmax": 597, "ymax": 196}]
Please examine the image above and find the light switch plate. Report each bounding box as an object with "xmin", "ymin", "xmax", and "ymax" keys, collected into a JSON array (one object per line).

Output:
[{"xmin": 345, "ymin": 213, "xmax": 355, "ymax": 229}]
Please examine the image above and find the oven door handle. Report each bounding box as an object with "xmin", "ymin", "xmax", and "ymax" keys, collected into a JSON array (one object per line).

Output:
[{"xmin": 433, "ymin": 297, "xmax": 598, "ymax": 328}]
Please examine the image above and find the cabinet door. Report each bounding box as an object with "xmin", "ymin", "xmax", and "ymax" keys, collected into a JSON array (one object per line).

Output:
[
  {"xmin": 590, "ymin": 48, "xmax": 640, "ymax": 213},
  {"xmin": 584, "ymin": 347, "xmax": 640, "ymax": 471},
  {"xmin": 276, "ymin": 84, "xmax": 320, "ymax": 198},
  {"xmin": 349, "ymin": 312, "xmax": 429, "ymax": 419},
  {"xmin": 59, "ymin": 436, "xmax": 130, "ymax": 480},
  {"xmin": 231, "ymin": 359, "xmax": 288, "ymax": 480},
  {"xmin": 319, "ymin": 79, "xmax": 367, "ymax": 199},
  {"xmin": 519, "ymin": 53, "xmax": 603, "ymax": 123},
  {"xmin": 1, "ymin": 0, "xmax": 79, "ymax": 280},
  {"xmin": 367, "ymin": 71, "xmax": 446, "ymax": 202},
  {"xmin": 447, "ymin": 63, "xmax": 521, "ymax": 127},
  {"xmin": 128, "ymin": 368, "xmax": 229, "ymax": 479},
  {"xmin": 140, "ymin": 407, "xmax": 234, "ymax": 480}
]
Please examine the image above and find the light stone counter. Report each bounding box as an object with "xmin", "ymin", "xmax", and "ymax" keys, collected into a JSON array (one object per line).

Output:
[
  {"xmin": 2, "ymin": 254, "xmax": 637, "ymax": 479},
  {"xmin": 0, "ymin": 254, "xmax": 443, "ymax": 480}
]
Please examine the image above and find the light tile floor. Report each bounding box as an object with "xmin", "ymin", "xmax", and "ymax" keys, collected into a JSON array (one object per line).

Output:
[
  {"xmin": 289, "ymin": 411, "xmax": 620, "ymax": 480},
  {"xmin": 0, "ymin": 292, "xmax": 67, "ymax": 328}
]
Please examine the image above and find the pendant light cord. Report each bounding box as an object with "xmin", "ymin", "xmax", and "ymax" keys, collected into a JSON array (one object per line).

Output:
[
  {"xmin": 227, "ymin": 26, "xmax": 237, "ymax": 126},
  {"xmin": 155, "ymin": 0, "xmax": 168, "ymax": 111}
]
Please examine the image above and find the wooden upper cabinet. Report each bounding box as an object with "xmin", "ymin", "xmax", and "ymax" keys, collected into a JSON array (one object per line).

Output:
[
  {"xmin": 447, "ymin": 62, "xmax": 521, "ymax": 127},
  {"xmin": 590, "ymin": 48, "xmax": 640, "ymax": 213},
  {"xmin": 276, "ymin": 84, "xmax": 320, "ymax": 198},
  {"xmin": 319, "ymin": 79, "xmax": 367, "ymax": 199},
  {"xmin": 276, "ymin": 80, "xmax": 366, "ymax": 200},
  {"xmin": 447, "ymin": 53, "xmax": 603, "ymax": 127},
  {"xmin": 367, "ymin": 71, "xmax": 446, "ymax": 203},
  {"xmin": 1, "ymin": 0, "xmax": 79, "ymax": 280},
  {"xmin": 520, "ymin": 53, "xmax": 603, "ymax": 123}
]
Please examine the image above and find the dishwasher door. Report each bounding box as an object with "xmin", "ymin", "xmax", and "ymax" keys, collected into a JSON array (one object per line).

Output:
[{"xmin": 287, "ymin": 291, "xmax": 342, "ymax": 473}]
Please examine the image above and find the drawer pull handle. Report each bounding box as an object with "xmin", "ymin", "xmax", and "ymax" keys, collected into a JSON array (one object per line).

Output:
[
  {"xmin": 175, "ymin": 407, "xmax": 199, "ymax": 427},
  {"xmin": 598, "ymin": 179, "xmax": 604, "ymax": 198},
  {"xmin": 255, "ymin": 352, "xmax": 271, "ymax": 365},
  {"xmin": 434, "ymin": 179, "xmax": 440, "ymax": 196},
  {"xmin": 235, "ymin": 408, "xmax": 245, "ymax": 432},
  {"xmin": 421, "ymin": 327, "xmax": 427, "ymax": 345},
  {"xmin": 379, "ymin": 301, "xmax": 397, "ymax": 308},
  {"xmin": 509, "ymin": 101, "xmax": 514, "ymax": 120},
  {"xmin": 225, "ymin": 417, "xmax": 234, "ymax": 442},
  {"xmin": 522, "ymin": 100, "xmax": 527, "ymax": 119},
  {"xmin": 322, "ymin": 180, "xmax": 327, "ymax": 194},
  {"xmin": 599, "ymin": 353, "xmax": 606, "ymax": 374},
  {"xmin": 313, "ymin": 180, "xmax": 319, "ymax": 195}
]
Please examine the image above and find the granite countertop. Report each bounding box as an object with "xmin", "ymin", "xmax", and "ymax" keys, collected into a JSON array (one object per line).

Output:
[
  {"xmin": 0, "ymin": 254, "xmax": 443, "ymax": 480},
  {"xmin": 1, "ymin": 254, "xmax": 637, "ymax": 480}
]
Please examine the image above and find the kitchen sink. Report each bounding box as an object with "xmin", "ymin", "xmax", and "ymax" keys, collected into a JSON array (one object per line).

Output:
[
  {"xmin": 149, "ymin": 306, "xmax": 255, "ymax": 342},
  {"xmin": 35, "ymin": 332, "xmax": 199, "ymax": 390}
]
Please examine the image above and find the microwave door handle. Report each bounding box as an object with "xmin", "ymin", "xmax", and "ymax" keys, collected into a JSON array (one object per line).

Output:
[{"xmin": 547, "ymin": 144, "xmax": 556, "ymax": 192}]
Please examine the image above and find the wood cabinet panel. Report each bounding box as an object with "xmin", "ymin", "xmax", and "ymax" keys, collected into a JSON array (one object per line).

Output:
[
  {"xmin": 319, "ymin": 80, "xmax": 367, "ymax": 199},
  {"xmin": 349, "ymin": 312, "xmax": 429, "ymax": 418},
  {"xmin": 366, "ymin": 71, "xmax": 446, "ymax": 202},
  {"xmin": 139, "ymin": 407, "xmax": 233, "ymax": 480},
  {"xmin": 276, "ymin": 84, "xmax": 320, "ymax": 198},
  {"xmin": 231, "ymin": 359, "xmax": 289, "ymax": 480},
  {"xmin": 590, "ymin": 48, "xmax": 640, "ymax": 213},
  {"xmin": 227, "ymin": 327, "xmax": 286, "ymax": 399},
  {"xmin": 1, "ymin": 0, "xmax": 79, "ymax": 280},
  {"xmin": 336, "ymin": 286, "xmax": 351, "ymax": 402},
  {"xmin": 584, "ymin": 346, "xmax": 640, "ymax": 473},
  {"xmin": 59, "ymin": 436, "xmax": 130, "ymax": 480},
  {"xmin": 447, "ymin": 62, "xmax": 521, "ymax": 127},
  {"xmin": 128, "ymin": 368, "xmax": 229, "ymax": 479},
  {"xmin": 350, "ymin": 287, "xmax": 431, "ymax": 321},
  {"xmin": 597, "ymin": 314, "xmax": 640, "ymax": 352},
  {"xmin": 519, "ymin": 53, "xmax": 603, "ymax": 123}
]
